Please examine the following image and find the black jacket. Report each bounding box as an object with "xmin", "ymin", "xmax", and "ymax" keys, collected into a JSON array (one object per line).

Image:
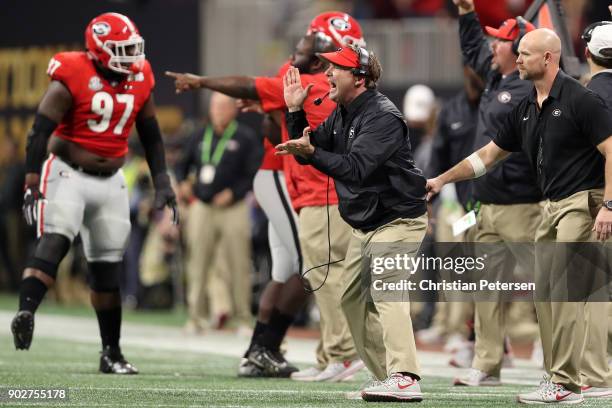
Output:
[
  {"xmin": 287, "ymin": 89, "xmax": 426, "ymax": 231},
  {"xmin": 175, "ymin": 122, "xmax": 262, "ymax": 204},
  {"xmin": 460, "ymin": 12, "xmax": 542, "ymax": 204}
]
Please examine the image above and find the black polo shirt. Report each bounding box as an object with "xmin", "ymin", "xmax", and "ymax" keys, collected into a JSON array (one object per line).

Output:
[
  {"xmin": 459, "ymin": 11, "xmax": 542, "ymax": 205},
  {"xmin": 587, "ymin": 70, "xmax": 612, "ymax": 109},
  {"xmin": 493, "ymin": 70, "xmax": 612, "ymax": 201}
]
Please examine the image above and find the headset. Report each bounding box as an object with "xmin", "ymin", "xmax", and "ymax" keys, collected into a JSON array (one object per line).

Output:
[
  {"xmin": 351, "ymin": 46, "xmax": 370, "ymax": 77},
  {"xmin": 581, "ymin": 21, "xmax": 612, "ymax": 43},
  {"xmin": 512, "ymin": 16, "xmax": 529, "ymax": 55}
]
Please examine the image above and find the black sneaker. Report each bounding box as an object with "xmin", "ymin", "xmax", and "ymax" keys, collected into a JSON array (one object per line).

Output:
[
  {"xmin": 246, "ymin": 344, "xmax": 298, "ymax": 378},
  {"xmin": 99, "ymin": 346, "xmax": 139, "ymax": 374},
  {"xmin": 237, "ymin": 357, "xmax": 265, "ymax": 377},
  {"xmin": 11, "ymin": 311, "xmax": 34, "ymax": 350}
]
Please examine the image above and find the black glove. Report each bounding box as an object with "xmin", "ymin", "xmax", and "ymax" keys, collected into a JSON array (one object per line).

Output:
[
  {"xmin": 153, "ymin": 173, "xmax": 179, "ymax": 225},
  {"xmin": 22, "ymin": 185, "xmax": 45, "ymax": 226}
]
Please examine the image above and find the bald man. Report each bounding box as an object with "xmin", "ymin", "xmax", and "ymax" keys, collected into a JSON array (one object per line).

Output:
[
  {"xmin": 176, "ymin": 91, "xmax": 262, "ymax": 330},
  {"xmin": 427, "ymin": 28, "xmax": 612, "ymax": 404}
]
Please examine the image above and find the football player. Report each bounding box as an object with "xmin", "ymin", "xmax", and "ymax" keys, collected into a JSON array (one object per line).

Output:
[{"xmin": 11, "ymin": 12, "xmax": 176, "ymax": 374}]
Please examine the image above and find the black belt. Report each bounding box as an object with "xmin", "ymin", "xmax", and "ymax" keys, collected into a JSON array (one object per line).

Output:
[{"xmin": 65, "ymin": 161, "xmax": 118, "ymax": 178}]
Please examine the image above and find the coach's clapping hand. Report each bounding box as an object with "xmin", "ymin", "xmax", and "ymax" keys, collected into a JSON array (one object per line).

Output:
[
  {"xmin": 593, "ymin": 207, "xmax": 612, "ymax": 241},
  {"xmin": 165, "ymin": 71, "xmax": 203, "ymax": 94},
  {"xmin": 276, "ymin": 126, "xmax": 315, "ymax": 159},
  {"xmin": 283, "ymin": 66, "xmax": 313, "ymax": 112}
]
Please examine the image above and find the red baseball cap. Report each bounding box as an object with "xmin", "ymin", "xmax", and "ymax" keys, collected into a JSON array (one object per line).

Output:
[
  {"xmin": 485, "ymin": 17, "xmax": 535, "ymax": 41},
  {"xmin": 316, "ymin": 47, "xmax": 360, "ymax": 69}
]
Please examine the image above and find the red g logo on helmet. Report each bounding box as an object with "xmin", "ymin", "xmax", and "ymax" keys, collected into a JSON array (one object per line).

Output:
[
  {"xmin": 85, "ymin": 12, "xmax": 145, "ymax": 75},
  {"xmin": 307, "ymin": 11, "xmax": 366, "ymax": 48}
]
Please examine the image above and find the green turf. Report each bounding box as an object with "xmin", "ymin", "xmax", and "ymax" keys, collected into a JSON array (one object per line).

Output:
[
  {"xmin": 0, "ymin": 292, "xmax": 188, "ymax": 327},
  {"xmin": 0, "ymin": 336, "xmax": 609, "ymax": 407}
]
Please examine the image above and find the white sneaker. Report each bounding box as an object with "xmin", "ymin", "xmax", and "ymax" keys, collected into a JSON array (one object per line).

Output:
[
  {"xmin": 581, "ymin": 385, "xmax": 612, "ymax": 398},
  {"xmin": 453, "ymin": 368, "xmax": 501, "ymax": 386},
  {"xmin": 290, "ymin": 366, "xmax": 322, "ymax": 382},
  {"xmin": 361, "ymin": 373, "xmax": 423, "ymax": 402},
  {"xmin": 449, "ymin": 341, "xmax": 474, "ymax": 368},
  {"xmin": 444, "ymin": 333, "xmax": 465, "ymax": 352},
  {"xmin": 517, "ymin": 377, "xmax": 583, "ymax": 404},
  {"xmin": 315, "ymin": 360, "xmax": 365, "ymax": 382},
  {"xmin": 416, "ymin": 326, "xmax": 445, "ymax": 345}
]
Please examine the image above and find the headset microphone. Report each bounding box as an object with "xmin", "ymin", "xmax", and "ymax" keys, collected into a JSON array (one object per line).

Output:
[{"xmin": 314, "ymin": 91, "xmax": 330, "ymax": 106}]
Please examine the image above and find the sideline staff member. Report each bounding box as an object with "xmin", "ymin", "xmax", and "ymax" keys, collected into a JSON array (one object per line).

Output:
[
  {"xmin": 427, "ymin": 29, "xmax": 612, "ymax": 404},
  {"xmin": 277, "ymin": 46, "xmax": 427, "ymax": 402}
]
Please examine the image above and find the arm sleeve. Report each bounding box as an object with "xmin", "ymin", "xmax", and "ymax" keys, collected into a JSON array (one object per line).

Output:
[
  {"xmin": 254, "ymin": 76, "xmax": 286, "ymax": 112},
  {"xmin": 286, "ymin": 109, "xmax": 335, "ymax": 164},
  {"xmin": 231, "ymin": 129, "xmax": 263, "ymax": 200},
  {"xmin": 492, "ymin": 109, "xmax": 522, "ymax": 152},
  {"xmin": 459, "ymin": 12, "xmax": 493, "ymax": 81},
  {"xmin": 135, "ymin": 115, "xmax": 168, "ymax": 179},
  {"xmin": 576, "ymin": 92, "xmax": 612, "ymax": 146},
  {"xmin": 309, "ymin": 113, "xmax": 404, "ymax": 184}
]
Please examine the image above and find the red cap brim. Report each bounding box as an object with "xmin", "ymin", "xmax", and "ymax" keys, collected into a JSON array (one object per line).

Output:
[
  {"xmin": 484, "ymin": 26, "xmax": 513, "ymax": 41},
  {"xmin": 316, "ymin": 48, "xmax": 359, "ymax": 69}
]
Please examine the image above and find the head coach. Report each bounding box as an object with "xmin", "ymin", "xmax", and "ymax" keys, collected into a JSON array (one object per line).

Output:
[
  {"xmin": 426, "ymin": 28, "xmax": 612, "ymax": 404},
  {"xmin": 277, "ymin": 46, "xmax": 428, "ymax": 402}
]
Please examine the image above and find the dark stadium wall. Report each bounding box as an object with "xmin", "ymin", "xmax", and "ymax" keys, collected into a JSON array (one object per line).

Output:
[{"xmin": 0, "ymin": 0, "xmax": 200, "ymax": 155}]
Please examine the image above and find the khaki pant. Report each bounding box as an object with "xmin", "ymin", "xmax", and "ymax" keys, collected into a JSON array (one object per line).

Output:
[
  {"xmin": 431, "ymin": 202, "xmax": 474, "ymax": 337},
  {"xmin": 184, "ymin": 199, "xmax": 252, "ymax": 326},
  {"xmin": 341, "ymin": 215, "xmax": 428, "ymax": 380},
  {"xmin": 471, "ymin": 203, "xmax": 542, "ymax": 377},
  {"xmin": 535, "ymin": 189, "xmax": 612, "ymax": 392},
  {"xmin": 299, "ymin": 205, "xmax": 358, "ymax": 368}
]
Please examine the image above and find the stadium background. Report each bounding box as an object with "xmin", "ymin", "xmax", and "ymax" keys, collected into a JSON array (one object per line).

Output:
[{"xmin": 0, "ymin": 0, "xmax": 611, "ymax": 407}]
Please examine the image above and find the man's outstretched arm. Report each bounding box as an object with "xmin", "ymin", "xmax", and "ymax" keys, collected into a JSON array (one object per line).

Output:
[
  {"xmin": 426, "ymin": 141, "xmax": 510, "ymax": 200},
  {"xmin": 165, "ymin": 71, "xmax": 258, "ymax": 100}
]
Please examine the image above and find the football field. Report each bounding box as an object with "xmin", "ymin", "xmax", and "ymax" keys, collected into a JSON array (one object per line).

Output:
[{"xmin": 0, "ymin": 298, "xmax": 610, "ymax": 407}]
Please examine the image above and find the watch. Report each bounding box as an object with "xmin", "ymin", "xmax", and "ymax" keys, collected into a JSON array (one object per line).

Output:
[{"xmin": 604, "ymin": 200, "xmax": 612, "ymax": 210}]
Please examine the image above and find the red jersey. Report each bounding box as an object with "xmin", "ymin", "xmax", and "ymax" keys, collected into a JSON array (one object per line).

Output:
[
  {"xmin": 259, "ymin": 62, "xmax": 290, "ymax": 171},
  {"xmin": 47, "ymin": 51, "xmax": 155, "ymax": 158},
  {"xmin": 254, "ymin": 70, "xmax": 338, "ymax": 211}
]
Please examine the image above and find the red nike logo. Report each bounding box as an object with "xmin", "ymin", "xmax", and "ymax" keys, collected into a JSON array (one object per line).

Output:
[
  {"xmin": 397, "ymin": 381, "xmax": 414, "ymax": 390},
  {"xmin": 555, "ymin": 392, "xmax": 572, "ymax": 401}
]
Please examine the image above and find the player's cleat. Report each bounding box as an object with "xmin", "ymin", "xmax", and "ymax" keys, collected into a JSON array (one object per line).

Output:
[
  {"xmin": 581, "ymin": 385, "xmax": 612, "ymax": 398},
  {"xmin": 11, "ymin": 311, "xmax": 34, "ymax": 350},
  {"xmin": 237, "ymin": 357, "xmax": 265, "ymax": 377},
  {"xmin": 290, "ymin": 366, "xmax": 322, "ymax": 381},
  {"xmin": 517, "ymin": 376, "xmax": 583, "ymax": 404},
  {"xmin": 315, "ymin": 359, "xmax": 365, "ymax": 382},
  {"xmin": 99, "ymin": 346, "xmax": 139, "ymax": 374},
  {"xmin": 246, "ymin": 344, "xmax": 298, "ymax": 378},
  {"xmin": 453, "ymin": 368, "xmax": 501, "ymax": 386},
  {"xmin": 361, "ymin": 373, "xmax": 423, "ymax": 402}
]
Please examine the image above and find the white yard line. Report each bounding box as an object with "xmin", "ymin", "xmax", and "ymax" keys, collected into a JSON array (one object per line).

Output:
[{"xmin": 0, "ymin": 311, "xmax": 546, "ymax": 387}]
